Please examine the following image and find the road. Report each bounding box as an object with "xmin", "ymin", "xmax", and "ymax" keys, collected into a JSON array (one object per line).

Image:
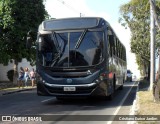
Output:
[{"xmin": 0, "ymin": 81, "xmax": 138, "ymax": 124}]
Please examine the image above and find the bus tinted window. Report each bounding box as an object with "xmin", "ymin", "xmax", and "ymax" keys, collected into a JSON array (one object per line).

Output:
[
  {"xmin": 44, "ymin": 18, "xmax": 98, "ymax": 30},
  {"xmin": 38, "ymin": 31, "xmax": 104, "ymax": 67}
]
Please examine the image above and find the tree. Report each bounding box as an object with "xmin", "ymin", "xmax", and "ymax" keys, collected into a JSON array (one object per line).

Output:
[
  {"xmin": 119, "ymin": 0, "xmax": 160, "ymax": 78},
  {"xmin": 0, "ymin": 0, "xmax": 49, "ymax": 83},
  {"xmin": 150, "ymin": 0, "xmax": 160, "ymax": 30}
]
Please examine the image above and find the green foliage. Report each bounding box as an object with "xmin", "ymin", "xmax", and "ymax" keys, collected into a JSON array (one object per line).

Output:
[
  {"xmin": 119, "ymin": 0, "xmax": 160, "ymax": 74},
  {"xmin": 0, "ymin": 0, "xmax": 49, "ymax": 65},
  {"xmin": 7, "ymin": 69, "xmax": 14, "ymax": 82}
]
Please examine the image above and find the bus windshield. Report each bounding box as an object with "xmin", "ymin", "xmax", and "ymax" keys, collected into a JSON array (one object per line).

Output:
[{"xmin": 38, "ymin": 31, "xmax": 104, "ymax": 67}]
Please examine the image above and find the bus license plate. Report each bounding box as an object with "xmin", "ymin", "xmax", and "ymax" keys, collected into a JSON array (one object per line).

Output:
[{"xmin": 64, "ymin": 87, "xmax": 76, "ymax": 91}]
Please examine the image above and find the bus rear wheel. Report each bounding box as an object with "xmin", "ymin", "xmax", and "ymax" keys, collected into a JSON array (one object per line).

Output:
[
  {"xmin": 108, "ymin": 92, "xmax": 114, "ymax": 100},
  {"xmin": 107, "ymin": 76, "xmax": 116, "ymax": 100}
]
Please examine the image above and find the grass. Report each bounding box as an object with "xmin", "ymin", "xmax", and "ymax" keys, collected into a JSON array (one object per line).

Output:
[
  {"xmin": 136, "ymin": 79, "xmax": 160, "ymax": 124},
  {"xmin": 137, "ymin": 91, "xmax": 160, "ymax": 115}
]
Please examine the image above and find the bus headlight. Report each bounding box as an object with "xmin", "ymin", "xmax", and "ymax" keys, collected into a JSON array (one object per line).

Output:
[
  {"xmin": 94, "ymin": 79, "xmax": 100, "ymax": 84},
  {"xmin": 95, "ymin": 79, "xmax": 100, "ymax": 83}
]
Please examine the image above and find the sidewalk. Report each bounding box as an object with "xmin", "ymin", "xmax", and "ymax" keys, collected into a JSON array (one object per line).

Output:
[
  {"xmin": 128, "ymin": 80, "xmax": 150, "ymax": 124},
  {"xmin": 0, "ymin": 86, "xmax": 36, "ymax": 96}
]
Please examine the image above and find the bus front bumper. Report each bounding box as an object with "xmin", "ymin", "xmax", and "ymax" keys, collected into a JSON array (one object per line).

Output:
[{"xmin": 37, "ymin": 81, "xmax": 107, "ymax": 97}]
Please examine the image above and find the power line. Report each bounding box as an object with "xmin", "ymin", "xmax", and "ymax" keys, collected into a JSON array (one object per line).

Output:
[{"xmin": 57, "ymin": 0, "xmax": 85, "ymax": 17}]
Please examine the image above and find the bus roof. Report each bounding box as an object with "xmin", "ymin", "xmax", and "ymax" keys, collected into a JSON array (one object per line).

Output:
[{"xmin": 39, "ymin": 17, "xmax": 107, "ymax": 31}]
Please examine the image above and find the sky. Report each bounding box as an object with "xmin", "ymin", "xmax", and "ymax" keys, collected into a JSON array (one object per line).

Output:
[{"xmin": 44, "ymin": 0, "xmax": 141, "ymax": 78}]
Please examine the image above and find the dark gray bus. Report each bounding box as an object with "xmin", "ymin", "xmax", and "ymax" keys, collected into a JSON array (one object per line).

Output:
[{"xmin": 35, "ymin": 17, "xmax": 127, "ymax": 100}]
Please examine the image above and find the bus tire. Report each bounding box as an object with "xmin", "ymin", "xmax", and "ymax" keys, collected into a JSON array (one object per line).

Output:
[
  {"xmin": 108, "ymin": 92, "xmax": 114, "ymax": 100},
  {"xmin": 119, "ymin": 85, "xmax": 123, "ymax": 90},
  {"xmin": 119, "ymin": 79, "xmax": 124, "ymax": 90},
  {"xmin": 37, "ymin": 91, "xmax": 43, "ymax": 96},
  {"xmin": 56, "ymin": 97, "xmax": 64, "ymax": 100}
]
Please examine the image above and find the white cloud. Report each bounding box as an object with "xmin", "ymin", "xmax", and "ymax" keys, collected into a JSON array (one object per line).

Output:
[
  {"xmin": 45, "ymin": 0, "xmax": 111, "ymax": 19},
  {"xmin": 45, "ymin": 0, "xmax": 87, "ymax": 18}
]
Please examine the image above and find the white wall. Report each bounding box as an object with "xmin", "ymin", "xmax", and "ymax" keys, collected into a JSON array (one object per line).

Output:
[
  {"xmin": 0, "ymin": 62, "xmax": 14, "ymax": 81},
  {"xmin": 0, "ymin": 59, "xmax": 35, "ymax": 81}
]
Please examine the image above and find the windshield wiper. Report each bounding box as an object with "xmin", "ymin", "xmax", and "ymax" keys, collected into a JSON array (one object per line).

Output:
[
  {"xmin": 50, "ymin": 32, "xmax": 62, "ymax": 67},
  {"xmin": 52, "ymin": 32, "xmax": 61, "ymax": 53},
  {"xmin": 51, "ymin": 52, "xmax": 60, "ymax": 67},
  {"xmin": 51, "ymin": 32, "xmax": 67, "ymax": 67},
  {"xmin": 74, "ymin": 29, "xmax": 87, "ymax": 49}
]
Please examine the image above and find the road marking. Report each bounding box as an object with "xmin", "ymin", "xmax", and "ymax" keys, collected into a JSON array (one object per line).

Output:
[
  {"xmin": 41, "ymin": 98, "xmax": 54, "ymax": 103},
  {"xmin": 106, "ymin": 82, "xmax": 136, "ymax": 124},
  {"xmin": 127, "ymin": 82, "xmax": 139, "ymax": 124}
]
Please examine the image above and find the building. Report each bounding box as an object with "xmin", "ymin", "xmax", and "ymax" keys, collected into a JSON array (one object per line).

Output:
[{"xmin": 0, "ymin": 59, "xmax": 35, "ymax": 82}]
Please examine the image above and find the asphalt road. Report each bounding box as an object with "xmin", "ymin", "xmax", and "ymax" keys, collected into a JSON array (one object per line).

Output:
[{"xmin": 0, "ymin": 81, "xmax": 138, "ymax": 124}]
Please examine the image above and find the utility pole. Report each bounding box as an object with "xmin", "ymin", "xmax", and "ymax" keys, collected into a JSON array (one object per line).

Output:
[
  {"xmin": 159, "ymin": 49, "xmax": 160, "ymax": 74},
  {"xmin": 150, "ymin": 0, "xmax": 156, "ymax": 91}
]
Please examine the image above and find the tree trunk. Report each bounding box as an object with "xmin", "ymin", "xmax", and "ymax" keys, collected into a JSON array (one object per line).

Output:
[
  {"xmin": 13, "ymin": 59, "xmax": 18, "ymax": 85},
  {"xmin": 148, "ymin": 63, "xmax": 150, "ymax": 81},
  {"xmin": 142, "ymin": 63, "xmax": 146, "ymax": 77}
]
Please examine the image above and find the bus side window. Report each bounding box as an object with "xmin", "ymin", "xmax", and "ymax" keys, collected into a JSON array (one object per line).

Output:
[
  {"xmin": 117, "ymin": 39, "xmax": 120, "ymax": 58},
  {"xmin": 108, "ymin": 36, "xmax": 112, "ymax": 57},
  {"xmin": 114, "ymin": 38, "xmax": 117, "ymax": 57},
  {"xmin": 122, "ymin": 47, "xmax": 124, "ymax": 60},
  {"xmin": 119, "ymin": 44, "xmax": 122, "ymax": 59},
  {"xmin": 109, "ymin": 35, "xmax": 115, "ymax": 56}
]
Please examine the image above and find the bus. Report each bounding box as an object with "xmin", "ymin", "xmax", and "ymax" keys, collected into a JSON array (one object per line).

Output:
[{"xmin": 32, "ymin": 17, "xmax": 127, "ymax": 100}]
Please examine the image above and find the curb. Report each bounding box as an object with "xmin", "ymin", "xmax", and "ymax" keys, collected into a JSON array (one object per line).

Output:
[
  {"xmin": 130, "ymin": 82, "xmax": 139, "ymax": 115},
  {"xmin": 0, "ymin": 87, "xmax": 36, "ymax": 96}
]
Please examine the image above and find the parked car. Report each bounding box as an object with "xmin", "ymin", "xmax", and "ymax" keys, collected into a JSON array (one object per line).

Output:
[
  {"xmin": 132, "ymin": 75, "xmax": 137, "ymax": 81},
  {"xmin": 126, "ymin": 70, "xmax": 132, "ymax": 82}
]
